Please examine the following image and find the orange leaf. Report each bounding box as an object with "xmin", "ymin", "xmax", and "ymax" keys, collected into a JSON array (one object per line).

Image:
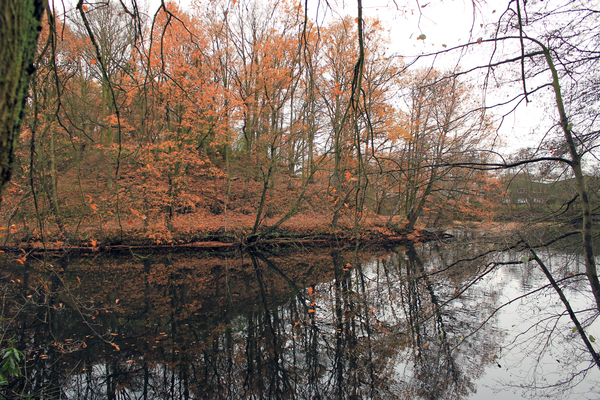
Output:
[
  {"xmin": 308, "ymin": 309, "xmax": 315, "ymax": 313},
  {"xmin": 91, "ymin": 58, "xmax": 96, "ymax": 64}
]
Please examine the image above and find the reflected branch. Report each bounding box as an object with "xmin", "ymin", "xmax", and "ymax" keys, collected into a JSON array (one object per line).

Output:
[{"xmin": 522, "ymin": 236, "xmax": 600, "ymax": 370}]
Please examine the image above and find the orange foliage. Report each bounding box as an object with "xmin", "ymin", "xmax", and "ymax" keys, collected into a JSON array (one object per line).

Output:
[{"xmin": 0, "ymin": 1, "xmax": 499, "ymax": 246}]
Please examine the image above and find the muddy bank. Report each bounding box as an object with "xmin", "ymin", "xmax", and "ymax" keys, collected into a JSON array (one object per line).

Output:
[{"xmin": 0, "ymin": 223, "xmax": 454, "ymax": 255}]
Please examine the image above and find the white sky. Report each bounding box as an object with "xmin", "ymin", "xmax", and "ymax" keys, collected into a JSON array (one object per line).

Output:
[{"xmin": 145, "ymin": 0, "xmax": 494, "ymax": 46}]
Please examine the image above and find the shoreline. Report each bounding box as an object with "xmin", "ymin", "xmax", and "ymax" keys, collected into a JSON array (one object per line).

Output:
[{"xmin": 0, "ymin": 225, "xmax": 454, "ymax": 254}]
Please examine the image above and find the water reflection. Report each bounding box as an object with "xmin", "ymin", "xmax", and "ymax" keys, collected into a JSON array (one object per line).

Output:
[{"xmin": 0, "ymin": 241, "xmax": 598, "ymax": 399}]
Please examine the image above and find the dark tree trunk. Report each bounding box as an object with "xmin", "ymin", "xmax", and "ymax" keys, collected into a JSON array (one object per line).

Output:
[{"xmin": 0, "ymin": 0, "xmax": 45, "ymax": 198}]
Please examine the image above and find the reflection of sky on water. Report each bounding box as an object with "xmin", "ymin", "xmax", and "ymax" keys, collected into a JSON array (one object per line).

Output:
[{"xmin": 466, "ymin": 252, "xmax": 600, "ymax": 399}]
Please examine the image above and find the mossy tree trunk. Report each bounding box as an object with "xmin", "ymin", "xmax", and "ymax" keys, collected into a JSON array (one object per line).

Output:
[
  {"xmin": 541, "ymin": 43, "xmax": 600, "ymax": 312},
  {"xmin": 0, "ymin": 0, "xmax": 45, "ymax": 199}
]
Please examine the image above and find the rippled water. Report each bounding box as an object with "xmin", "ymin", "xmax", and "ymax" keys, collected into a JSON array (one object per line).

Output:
[{"xmin": 0, "ymin": 238, "xmax": 598, "ymax": 399}]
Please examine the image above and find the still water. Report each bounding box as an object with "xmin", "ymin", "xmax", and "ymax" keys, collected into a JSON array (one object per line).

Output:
[{"xmin": 0, "ymin": 237, "xmax": 598, "ymax": 399}]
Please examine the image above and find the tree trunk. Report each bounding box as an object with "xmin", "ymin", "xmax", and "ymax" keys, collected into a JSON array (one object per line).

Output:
[
  {"xmin": 543, "ymin": 45, "xmax": 600, "ymax": 311},
  {"xmin": 0, "ymin": 0, "xmax": 45, "ymax": 198}
]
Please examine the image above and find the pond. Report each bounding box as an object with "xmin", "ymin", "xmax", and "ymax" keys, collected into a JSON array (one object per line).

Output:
[{"xmin": 0, "ymin": 236, "xmax": 598, "ymax": 399}]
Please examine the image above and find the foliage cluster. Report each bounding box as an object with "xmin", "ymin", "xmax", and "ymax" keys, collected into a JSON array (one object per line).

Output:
[{"xmin": 0, "ymin": 0, "xmax": 501, "ymax": 247}]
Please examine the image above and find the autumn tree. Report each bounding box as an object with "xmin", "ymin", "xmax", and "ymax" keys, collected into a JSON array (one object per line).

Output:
[
  {"xmin": 318, "ymin": 16, "xmax": 404, "ymax": 232},
  {"xmin": 383, "ymin": 70, "xmax": 494, "ymax": 231}
]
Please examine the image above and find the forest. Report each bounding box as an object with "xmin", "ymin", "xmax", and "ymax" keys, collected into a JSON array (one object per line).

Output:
[{"xmin": 0, "ymin": 0, "xmax": 510, "ymax": 250}]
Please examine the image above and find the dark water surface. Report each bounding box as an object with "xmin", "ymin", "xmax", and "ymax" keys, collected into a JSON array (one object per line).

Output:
[{"xmin": 0, "ymin": 238, "xmax": 598, "ymax": 399}]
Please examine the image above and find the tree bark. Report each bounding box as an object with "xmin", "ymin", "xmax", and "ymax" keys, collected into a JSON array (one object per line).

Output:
[
  {"xmin": 0, "ymin": 0, "xmax": 45, "ymax": 198},
  {"xmin": 541, "ymin": 45, "xmax": 600, "ymax": 311}
]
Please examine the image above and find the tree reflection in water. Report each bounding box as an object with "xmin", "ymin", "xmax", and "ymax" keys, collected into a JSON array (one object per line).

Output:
[{"xmin": 0, "ymin": 240, "xmax": 597, "ymax": 399}]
